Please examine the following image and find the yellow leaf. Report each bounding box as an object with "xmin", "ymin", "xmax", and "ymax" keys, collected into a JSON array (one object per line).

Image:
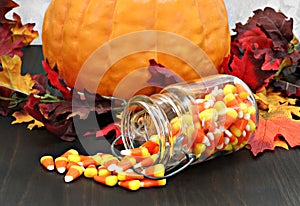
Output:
[
  {"xmin": 0, "ymin": 55, "xmax": 34, "ymax": 94},
  {"xmin": 254, "ymin": 87, "xmax": 297, "ymax": 111},
  {"xmin": 12, "ymin": 111, "xmax": 44, "ymax": 130}
]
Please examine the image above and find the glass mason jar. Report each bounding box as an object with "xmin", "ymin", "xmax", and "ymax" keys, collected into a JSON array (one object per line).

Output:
[{"xmin": 118, "ymin": 74, "xmax": 258, "ymax": 177}]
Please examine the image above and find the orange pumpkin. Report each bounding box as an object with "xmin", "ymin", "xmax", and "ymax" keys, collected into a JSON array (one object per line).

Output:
[{"xmin": 42, "ymin": 0, "xmax": 230, "ymax": 98}]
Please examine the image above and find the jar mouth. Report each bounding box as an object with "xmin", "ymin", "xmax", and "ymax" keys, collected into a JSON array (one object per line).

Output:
[{"xmin": 121, "ymin": 95, "xmax": 172, "ymax": 162}]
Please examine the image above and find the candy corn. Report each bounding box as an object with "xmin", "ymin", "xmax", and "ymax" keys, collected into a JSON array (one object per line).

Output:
[
  {"xmin": 117, "ymin": 171, "xmax": 144, "ymax": 181},
  {"xmin": 54, "ymin": 156, "xmax": 68, "ymax": 174},
  {"xmin": 142, "ymin": 164, "xmax": 165, "ymax": 177},
  {"xmin": 61, "ymin": 149, "xmax": 78, "ymax": 158},
  {"xmin": 97, "ymin": 166, "xmax": 111, "ymax": 176},
  {"xmin": 94, "ymin": 175, "xmax": 118, "ymax": 187},
  {"xmin": 84, "ymin": 165, "xmax": 98, "ymax": 178},
  {"xmin": 40, "ymin": 155, "xmax": 55, "ymax": 171},
  {"xmin": 114, "ymin": 156, "xmax": 136, "ymax": 172},
  {"xmin": 134, "ymin": 154, "xmax": 158, "ymax": 168},
  {"xmin": 118, "ymin": 180, "xmax": 141, "ymax": 191},
  {"xmin": 64, "ymin": 165, "xmax": 83, "ymax": 183},
  {"xmin": 120, "ymin": 147, "xmax": 150, "ymax": 157},
  {"xmin": 140, "ymin": 179, "xmax": 167, "ymax": 188}
]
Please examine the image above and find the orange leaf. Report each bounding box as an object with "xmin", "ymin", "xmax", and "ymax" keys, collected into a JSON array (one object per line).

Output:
[
  {"xmin": 248, "ymin": 111, "xmax": 300, "ymax": 156},
  {"xmin": 12, "ymin": 110, "xmax": 44, "ymax": 130},
  {"xmin": 0, "ymin": 55, "xmax": 34, "ymax": 94}
]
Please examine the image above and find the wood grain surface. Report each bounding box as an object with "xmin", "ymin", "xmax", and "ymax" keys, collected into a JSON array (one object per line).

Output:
[{"xmin": 0, "ymin": 46, "xmax": 300, "ymax": 206}]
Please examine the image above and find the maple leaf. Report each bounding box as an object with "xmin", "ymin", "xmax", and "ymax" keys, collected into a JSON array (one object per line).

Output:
[
  {"xmin": 223, "ymin": 49, "xmax": 276, "ymax": 91},
  {"xmin": 11, "ymin": 110, "xmax": 44, "ymax": 130},
  {"xmin": 248, "ymin": 87, "xmax": 300, "ymax": 156},
  {"xmin": 248, "ymin": 111, "xmax": 300, "ymax": 156},
  {"xmin": 0, "ymin": 55, "xmax": 34, "ymax": 94}
]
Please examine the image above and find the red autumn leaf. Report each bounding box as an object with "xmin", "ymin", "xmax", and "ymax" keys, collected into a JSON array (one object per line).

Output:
[
  {"xmin": 0, "ymin": 0, "xmax": 18, "ymax": 24},
  {"xmin": 0, "ymin": 1, "xmax": 38, "ymax": 57},
  {"xmin": 250, "ymin": 7, "xmax": 294, "ymax": 50},
  {"xmin": 233, "ymin": 24, "xmax": 273, "ymax": 50},
  {"xmin": 0, "ymin": 24, "xmax": 24, "ymax": 57},
  {"xmin": 248, "ymin": 111, "xmax": 300, "ymax": 156},
  {"xmin": 42, "ymin": 60, "xmax": 72, "ymax": 99},
  {"xmin": 223, "ymin": 49, "xmax": 276, "ymax": 91}
]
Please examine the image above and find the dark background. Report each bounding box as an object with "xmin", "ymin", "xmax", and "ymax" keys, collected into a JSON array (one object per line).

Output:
[{"xmin": 0, "ymin": 46, "xmax": 299, "ymax": 206}]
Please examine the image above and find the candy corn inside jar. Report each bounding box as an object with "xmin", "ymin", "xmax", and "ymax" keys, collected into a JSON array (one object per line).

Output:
[{"xmin": 115, "ymin": 74, "xmax": 258, "ymax": 179}]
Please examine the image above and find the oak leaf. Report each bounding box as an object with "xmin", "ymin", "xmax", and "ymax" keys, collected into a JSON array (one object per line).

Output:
[
  {"xmin": 12, "ymin": 110, "xmax": 44, "ymax": 130},
  {"xmin": 0, "ymin": 55, "xmax": 34, "ymax": 94}
]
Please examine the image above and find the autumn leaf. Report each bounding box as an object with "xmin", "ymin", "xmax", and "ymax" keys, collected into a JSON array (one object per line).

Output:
[
  {"xmin": 0, "ymin": 0, "xmax": 19, "ymax": 24},
  {"xmin": 248, "ymin": 87, "xmax": 300, "ymax": 155},
  {"xmin": 10, "ymin": 13, "xmax": 39, "ymax": 45},
  {"xmin": 0, "ymin": 55, "xmax": 34, "ymax": 94},
  {"xmin": 223, "ymin": 49, "xmax": 276, "ymax": 91},
  {"xmin": 42, "ymin": 60, "xmax": 72, "ymax": 99},
  {"xmin": 222, "ymin": 7, "xmax": 296, "ymax": 93},
  {"xmin": 0, "ymin": 0, "xmax": 38, "ymax": 57},
  {"xmin": 250, "ymin": 7, "xmax": 294, "ymax": 50},
  {"xmin": 12, "ymin": 110, "xmax": 44, "ymax": 130},
  {"xmin": 248, "ymin": 111, "xmax": 300, "ymax": 156}
]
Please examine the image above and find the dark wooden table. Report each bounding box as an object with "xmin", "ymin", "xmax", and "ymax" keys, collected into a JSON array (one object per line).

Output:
[{"xmin": 0, "ymin": 46, "xmax": 300, "ymax": 206}]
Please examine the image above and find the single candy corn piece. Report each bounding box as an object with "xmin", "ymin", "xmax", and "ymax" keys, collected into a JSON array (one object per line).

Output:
[
  {"xmin": 54, "ymin": 156, "xmax": 68, "ymax": 174},
  {"xmin": 80, "ymin": 157, "xmax": 97, "ymax": 168},
  {"xmin": 102, "ymin": 156, "xmax": 119, "ymax": 171},
  {"xmin": 247, "ymin": 105, "xmax": 257, "ymax": 116},
  {"xmin": 134, "ymin": 154, "xmax": 158, "ymax": 168},
  {"xmin": 229, "ymin": 118, "xmax": 248, "ymax": 137},
  {"xmin": 120, "ymin": 147, "xmax": 151, "ymax": 157},
  {"xmin": 140, "ymin": 140, "xmax": 159, "ymax": 154},
  {"xmin": 235, "ymin": 83, "xmax": 250, "ymax": 99},
  {"xmin": 98, "ymin": 166, "xmax": 111, "ymax": 176},
  {"xmin": 91, "ymin": 153, "xmax": 104, "ymax": 166},
  {"xmin": 117, "ymin": 171, "xmax": 144, "ymax": 181},
  {"xmin": 66, "ymin": 161, "xmax": 80, "ymax": 170},
  {"xmin": 61, "ymin": 149, "xmax": 79, "ymax": 158},
  {"xmin": 170, "ymin": 117, "xmax": 181, "ymax": 136},
  {"xmin": 223, "ymin": 84, "xmax": 237, "ymax": 95},
  {"xmin": 192, "ymin": 143, "xmax": 206, "ymax": 158},
  {"xmin": 223, "ymin": 93, "xmax": 239, "ymax": 107},
  {"xmin": 199, "ymin": 108, "xmax": 218, "ymax": 122},
  {"xmin": 224, "ymin": 108, "xmax": 238, "ymax": 129},
  {"xmin": 64, "ymin": 165, "xmax": 83, "ymax": 183},
  {"xmin": 246, "ymin": 119, "xmax": 256, "ymax": 132},
  {"xmin": 142, "ymin": 164, "xmax": 165, "ymax": 177},
  {"xmin": 118, "ymin": 180, "xmax": 141, "ymax": 191},
  {"xmin": 94, "ymin": 175, "xmax": 118, "ymax": 187},
  {"xmin": 67, "ymin": 154, "xmax": 81, "ymax": 163},
  {"xmin": 40, "ymin": 155, "xmax": 55, "ymax": 171},
  {"xmin": 213, "ymin": 101, "xmax": 227, "ymax": 116},
  {"xmin": 114, "ymin": 156, "xmax": 136, "ymax": 172},
  {"xmin": 84, "ymin": 165, "xmax": 98, "ymax": 178},
  {"xmin": 140, "ymin": 178, "xmax": 167, "ymax": 188}
]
